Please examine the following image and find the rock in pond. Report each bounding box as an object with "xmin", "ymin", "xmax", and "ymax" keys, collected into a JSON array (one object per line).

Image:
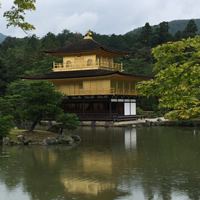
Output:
[
  {"xmin": 57, "ymin": 134, "xmax": 74, "ymax": 145},
  {"xmin": 17, "ymin": 135, "xmax": 25, "ymax": 143},
  {"xmin": 43, "ymin": 137, "xmax": 58, "ymax": 145},
  {"xmin": 17, "ymin": 135, "xmax": 32, "ymax": 145},
  {"xmin": 71, "ymin": 135, "xmax": 81, "ymax": 142}
]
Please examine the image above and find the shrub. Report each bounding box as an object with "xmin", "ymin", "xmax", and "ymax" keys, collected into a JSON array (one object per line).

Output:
[
  {"xmin": 136, "ymin": 107, "xmax": 144, "ymax": 115},
  {"xmin": 56, "ymin": 113, "xmax": 80, "ymax": 134}
]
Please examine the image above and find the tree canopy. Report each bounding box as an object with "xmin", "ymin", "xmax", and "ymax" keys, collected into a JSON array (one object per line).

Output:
[
  {"xmin": 3, "ymin": 0, "xmax": 36, "ymax": 32},
  {"xmin": 0, "ymin": 112, "xmax": 13, "ymax": 140},
  {"xmin": 56, "ymin": 113, "xmax": 80, "ymax": 134},
  {"xmin": 18, "ymin": 80, "xmax": 64, "ymax": 132},
  {"xmin": 0, "ymin": 97, "xmax": 14, "ymax": 139},
  {"xmin": 182, "ymin": 19, "xmax": 198, "ymax": 39},
  {"xmin": 137, "ymin": 36, "xmax": 200, "ymax": 119}
]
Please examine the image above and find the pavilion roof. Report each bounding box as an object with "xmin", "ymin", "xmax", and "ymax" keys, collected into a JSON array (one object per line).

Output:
[
  {"xmin": 21, "ymin": 69, "xmax": 152, "ymax": 80},
  {"xmin": 44, "ymin": 38, "xmax": 128, "ymax": 57}
]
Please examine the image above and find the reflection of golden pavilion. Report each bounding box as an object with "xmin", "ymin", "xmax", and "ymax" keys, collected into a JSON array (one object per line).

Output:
[
  {"xmin": 60, "ymin": 128, "xmax": 138, "ymax": 195},
  {"xmin": 61, "ymin": 151, "xmax": 115, "ymax": 195},
  {"xmin": 23, "ymin": 31, "xmax": 151, "ymax": 121},
  {"xmin": 33, "ymin": 148, "xmax": 58, "ymax": 167},
  {"xmin": 62, "ymin": 178, "xmax": 115, "ymax": 195},
  {"xmin": 82, "ymin": 152, "xmax": 112, "ymax": 174}
]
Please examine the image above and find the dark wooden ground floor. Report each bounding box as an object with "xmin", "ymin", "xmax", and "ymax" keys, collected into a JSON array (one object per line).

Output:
[{"xmin": 61, "ymin": 95, "xmax": 141, "ymax": 121}]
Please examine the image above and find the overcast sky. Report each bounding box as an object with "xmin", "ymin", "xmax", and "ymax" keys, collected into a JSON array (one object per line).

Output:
[{"xmin": 0, "ymin": 0, "xmax": 200, "ymax": 38}]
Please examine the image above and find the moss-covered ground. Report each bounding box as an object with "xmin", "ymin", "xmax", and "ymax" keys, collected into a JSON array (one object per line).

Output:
[{"xmin": 9, "ymin": 129, "xmax": 60, "ymax": 143}]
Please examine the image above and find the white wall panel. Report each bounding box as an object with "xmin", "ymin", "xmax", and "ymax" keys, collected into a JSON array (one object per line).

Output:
[
  {"xmin": 131, "ymin": 103, "xmax": 136, "ymax": 115},
  {"xmin": 124, "ymin": 103, "xmax": 130, "ymax": 115}
]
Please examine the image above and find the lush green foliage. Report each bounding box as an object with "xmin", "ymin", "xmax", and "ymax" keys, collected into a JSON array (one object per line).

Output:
[
  {"xmin": 56, "ymin": 113, "xmax": 80, "ymax": 134},
  {"xmin": 3, "ymin": 0, "xmax": 36, "ymax": 32},
  {"xmin": 6, "ymin": 79, "xmax": 30, "ymax": 96},
  {"xmin": 182, "ymin": 20, "xmax": 198, "ymax": 38},
  {"xmin": 0, "ymin": 97, "xmax": 14, "ymax": 116},
  {"xmin": 5, "ymin": 80, "xmax": 31, "ymax": 127},
  {"xmin": 137, "ymin": 36, "xmax": 200, "ymax": 119},
  {"xmin": 18, "ymin": 81, "xmax": 64, "ymax": 132},
  {"xmin": 4, "ymin": 80, "xmax": 80, "ymax": 133},
  {"xmin": 0, "ymin": 97, "xmax": 14, "ymax": 139},
  {"xmin": 0, "ymin": 112, "xmax": 13, "ymax": 140}
]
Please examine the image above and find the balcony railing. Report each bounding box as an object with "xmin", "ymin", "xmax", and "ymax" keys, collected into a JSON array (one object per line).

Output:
[
  {"xmin": 58, "ymin": 88, "xmax": 137, "ymax": 96},
  {"xmin": 53, "ymin": 61, "xmax": 123, "ymax": 72}
]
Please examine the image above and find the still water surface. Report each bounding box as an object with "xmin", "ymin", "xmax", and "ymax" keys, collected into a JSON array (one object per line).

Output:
[{"xmin": 0, "ymin": 126, "xmax": 200, "ymax": 200}]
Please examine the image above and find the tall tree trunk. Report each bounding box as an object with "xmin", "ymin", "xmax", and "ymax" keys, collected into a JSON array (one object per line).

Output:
[{"xmin": 28, "ymin": 121, "xmax": 37, "ymax": 133}]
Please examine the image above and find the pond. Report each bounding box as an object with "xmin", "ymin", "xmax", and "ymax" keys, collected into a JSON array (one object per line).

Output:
[{"xmin": 0, "ymin": 126, "xmax": 200, "ymax": 200}]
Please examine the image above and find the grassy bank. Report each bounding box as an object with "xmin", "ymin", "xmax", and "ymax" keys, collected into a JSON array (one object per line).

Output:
[{"xmin": 9, "ymin": 129, "xmax": 60, "ymax": 143}]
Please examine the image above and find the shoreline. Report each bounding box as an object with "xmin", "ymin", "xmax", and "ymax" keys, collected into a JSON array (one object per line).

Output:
[
  {"xmin": 80, "ymin": 117, "xmax": 200, "ymax": 127},
  {"xmin": 80, "ymin": 117, "xmax": 166, "ymax": 127}
]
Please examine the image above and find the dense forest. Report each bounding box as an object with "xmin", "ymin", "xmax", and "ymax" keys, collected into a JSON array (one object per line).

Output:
[{"xmin": 0, "ymin": 19, "xmax": 199, "ymax": 110}]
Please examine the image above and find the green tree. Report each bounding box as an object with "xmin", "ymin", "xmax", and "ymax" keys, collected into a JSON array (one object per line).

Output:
[
  {"xmin": 0, "ymin": 97, "xmax": 14, "ymax": 116},
  {"xmin": 0, "ymin": 58, "xmax": 7, "ymax": 96},
  {"xmin": 0, "ymin": 112, "xmax": 13, "ymax": 140},
  {"xmin": 139, "ymin": 22, "xmax": 153, "ymax": 46},
  {"xmin": 137, "ymin": 36, "xmax": 200, "ymax": 119},
  {"xmin": 57, "ymin": 29, "xmax": 75, "ymax": 47},
  {"xmin": 123, "ymin": 58, "xmax": 154, "ymax": 76},
  {"xmin": 56, "ymin": 113, "xmax": 80, "ymax": 134},
  {"xmin": 174, "ymin": 30, "xmax": 182, "ymax": 41},
  {"xmin": 6, "ymin": 79, "xmax": 30, "ymax": 96},
  {"xmin": 18, "ymin": 81, "xmax": 64, "ymax": 132},
  {"xmin": 41, "ymin": 32, "xmax": 59, "ymax": 50},
  {"xmin": 3, "ymin": 0, "xmax": 36, "ymax": 32},
  {"xmin": 153, "ymin": 22, "xmax": 172, "ymax": 45},
  {"xmin": 182, "ymin": 19, "xmax": 198, "ymax": 38},
  {"xmin": 6, "ymin": 80, "xmax": 30, "ymax": 127}
]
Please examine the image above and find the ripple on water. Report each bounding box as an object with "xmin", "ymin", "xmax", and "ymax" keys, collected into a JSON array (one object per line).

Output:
[{"xmin": 0, "ymin": 152, "xmax": 10, "ymax": 158}]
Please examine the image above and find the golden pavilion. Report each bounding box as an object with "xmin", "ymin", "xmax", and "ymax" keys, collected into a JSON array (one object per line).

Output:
[{"xmin": 24, "ymin": 31, "xmax": 150, "ymax": 121}]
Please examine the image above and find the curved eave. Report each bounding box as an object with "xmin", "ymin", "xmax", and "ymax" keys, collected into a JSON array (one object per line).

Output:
[
  {"xmin": 21, "ymin": 70, "xmax": 152, "ymax": 81},
  {"xmin": 117, "ymin": 71, "xmax": 153, "ymax": 80},
  {"xmin": 45, "ymin": 47, "xmax": 128, "ymax": 58}
]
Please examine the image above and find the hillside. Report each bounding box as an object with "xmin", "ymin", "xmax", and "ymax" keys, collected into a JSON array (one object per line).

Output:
[
  {"xmin": 169, "ymin": 19, "xmax": 200, "ymax": 35},
  {"xmin": 0, "ymin": 33, "xmax": 7, "ymax": 43},
  {"xmin": 127, "ymin": 19, "xmax": 200, "ymax": 35}
]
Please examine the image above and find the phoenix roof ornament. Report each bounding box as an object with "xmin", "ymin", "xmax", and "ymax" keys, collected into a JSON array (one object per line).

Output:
[{"xmin": 84, "ymin": 30, "xmax": 93, "ymax": 39}]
